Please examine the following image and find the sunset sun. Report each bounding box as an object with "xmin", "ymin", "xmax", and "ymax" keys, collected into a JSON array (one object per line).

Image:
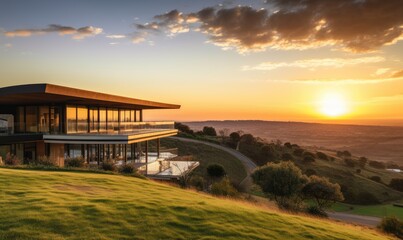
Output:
[{"xmin": 319, "ymin": 93, "xmax": 348, "ymax": 117}]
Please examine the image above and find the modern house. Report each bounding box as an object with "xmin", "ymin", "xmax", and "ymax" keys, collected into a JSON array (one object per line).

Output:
[{"xmin": 0, "ymin": 83, "xmax": 198, "ymax": 178}]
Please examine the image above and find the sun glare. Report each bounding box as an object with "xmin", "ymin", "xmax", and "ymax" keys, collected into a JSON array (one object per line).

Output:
[{"xmin": 319, "ymin": 92, "xmax": 348, "ymax": 117}]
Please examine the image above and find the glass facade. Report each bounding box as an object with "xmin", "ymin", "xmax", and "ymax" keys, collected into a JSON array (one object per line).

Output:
[
  {"xmin": 16, "ymin": 107, "xmax": 25, "ymax": 133},
  {"xmin": 66, "ymin": 106, "xmax": 77, "ymax": 133},
  {"xmin": 25, "ymin": 106, "xmax": 38, "ymax": 133},
  {"xmin": 99, "ymin": 108, "xmax": 107, "ymax": 132},
  {"xmin": 38, "ymin": 106, "xmax": 49, "ymax": 133},
  {"xmin": 89, "ymin": 108, "xmax": 98, "ymax": 132},
  {"xmin": 77, "ymin": 107, "xmax": 88, "ymax": 133}
]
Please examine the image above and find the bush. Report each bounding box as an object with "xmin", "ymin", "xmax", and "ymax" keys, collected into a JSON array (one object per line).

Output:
[
  {"xmin": 356, "ymin": 191, "xmax": 380, "ymax": 205},
  {"xmin": 284, "ymin": 142, "xmax": 292, "ymax": 149},
  {"xmin": 207, "ymin": 164, "xmax": 226, "ymax": 178},
  {"xmin": 305, "ymin": 168, "xmax": 317, "ymax": 176},
  {"xmin": 4, "ymin": 153, "xmax": 21, "ymax": 166},
  {"xmin": 102, "ymin": 160, "xmax": 116, "ymax": 171},
  {"xmin": 29, "ymin": 155, "xmax": 55, "ymax": 166},
  {"xmin": 202, "ymin": 126, "xmax": 217, "ymax": 136},
  {"xmin": 306, "ymin": 205, "xmax": 328, "ymax": 218},
  {"xmin": 252, "ymin": 162, "xmax": 308, "ymax": 206},
  {"xmin": 358, "ymin": 157, "xmax": 368, "ymax": 168},
  {"xmin": 356, "ymin": 169, "xmax": 361, "ymax": 174},
  {"xmin": 303, "ymin": 151, "xmax": 315, "ymax": 158},
  {"xmin": 378, "ymin": 216, "xmax": 403, "ymax": 238},
  {"xmin": 210, "ymin": 177, "xmax": 238, "ymax": 197},
  {"xmin": 369, "ymin": 160, "xmax": 386, "ymax": 169},
  {"xmin": 303, "ymin": 156, "xmax": 315, "ymax": 163},
  {"xmin": 65, "ymin": 157, "xmax": 85, "ymax": 168},
  {"xmin": 369, "ymin": 175, "xmax": 382, "ymax": 183},
  {"xmin": 389, "ymin": 178, "xmax": 403, "ymax": 192},
  {"xmin": 316, "ymin": 152, "xmax": 328, "ymax": 160},
  {"xmin": 344, "ymin": 158, "xmax": 356, "ymax": 168},
  {"xmin": 281, "ymin": 153, "xmax": 294, "ymax": 161},
  {"xmin": 119, "ymin": 163, "xmax": 136, "ymax": 174},
  {"xmin": 190, "ymin": 175, "xmax": 205, "ymax": 191},
  {"xmin": 293, "ymin": 148, "xmax": 304, "ymax": 157}
]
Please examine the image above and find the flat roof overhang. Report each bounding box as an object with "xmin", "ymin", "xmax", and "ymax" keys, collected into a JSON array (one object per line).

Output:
[
  {"xmin": 0, "ymin": 130, "xmax": 178, "ymax": 145},
  {"xmin": 0, "ymin": 84, "xmax": 180, "ymax": 109},
  {"xmin": 43, "ymin": 129, "xmax": 178, "ymax": 144}
]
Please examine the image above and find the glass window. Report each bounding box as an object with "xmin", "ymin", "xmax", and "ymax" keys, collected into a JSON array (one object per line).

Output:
[
  {"xmin": 124, "ymin": 110, "xmax": 131, "ymax": 122},
  {"xmin": 25, "ymin": 106, "xmax": 38, "ymax": 133},
  {"xmin": 16, "ymin": 107, "xmax": 25, "ymax": 133},
  {"xmin": 77, "ymin": 107, "xmax": 88, "ymax": 133},
  {"xmin": 107, "ymin": 109, "xmax": 118, "ymax": 131},
  {"xmin": 38, "ymin": 106, "xmax": 49, "ymax": 133},
  {"xmin": 66, "ymin": 106, "xmax": 77, "ymax": 133},
  {"xmin": 99, "ymin": 108, "xmax": 106, "ymax": 132},
  {"xmin": 131, "ymin": 110, "xmax": 135, "ymax": 122},
  {"xmin": 50, "ymin": 106, "xmax": 61, "ymax": 134},
  {"xmin": 89, "ymin": 108, "xmax": 98, "ymax": 132}
]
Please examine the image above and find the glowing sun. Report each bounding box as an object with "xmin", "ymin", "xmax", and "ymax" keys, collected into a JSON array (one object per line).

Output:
[{"xmin": 319, "ymin": 93, "xmax": 348, "ymax": 117}]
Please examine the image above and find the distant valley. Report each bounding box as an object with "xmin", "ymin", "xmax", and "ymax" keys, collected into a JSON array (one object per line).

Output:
[{"xmin": 185, "ymin": 120, "xmax": 403, "ymax": 164}]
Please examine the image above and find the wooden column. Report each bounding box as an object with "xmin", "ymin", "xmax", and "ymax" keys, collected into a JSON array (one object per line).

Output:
[{"xmin": 124, "ymin": 145, "xmax": 127, "ymax": 163}]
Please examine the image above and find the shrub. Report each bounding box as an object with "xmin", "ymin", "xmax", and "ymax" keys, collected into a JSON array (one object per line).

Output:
[
  {"xmin": 293, "ymin": 148, "xmax": 304, "ymax": 157},
  {"xmin": 369, "ymin": 160, "xmax": 386, "ymax": 169},
  {"xmin": 29, "ymin": 155, "xmax": 55, "ymax": 166},
  {"xmin": 303, "ymin": 151, "xmax": 315, "ymax": 158},
  {"xmin": 344, "ymin": 158, "xmax": 356, "ymax": 168},
  {"xmin": 305, "ymin": 168, "xmax": 317, "ymax": 176},
  {"xmin": 4, "ymin": 153, "xmax": 21, "ymax": 166},
  {"xmin": 252, "ymin": 161, "xmax": 308, "ymax": 206},
  {"xmin": 210, "ymin": 177, "xmax": 238, "ymax": 197},
  {"xmin": 378, "ymin": 216, "xmax": 403, "ymax": 238},
  {"xmin": 316, "ymin": 152, "xmax": 328, "ymax": 160},
  {"xmin": 284, "ymin": 142, "xmax": 292, "ymax": 149},
  {"xmin": 301, "ymin": 175, "xmax": 344, "ymax": 210},
  {"xmin": 119, "ymin": 163, "xmax": 136, "ymax": 174},
  {"xmin": 358, "ymin": 157, "xmax": 368, "ymax": 168},
  {"xmin": 356, "ymin": 191, "xmax": 380, "ymax": 205},
  {"xmin": 281, "ymin": 153, "xmax": 294, "ymax": 161},
  {"xmin": 389, "ymin": 178, "xmax": 403, "ymax": 192},
  {"xmin": 369, "ymin": 175, "xmax": 382, "ymax": 183},
  {"xmin": 102, "ymin": 160, "xmax": 116, "ymax": 171},
  {"xmin": 202, "ymin": 126, "xmax": 217, "ymax": 136},
  {"xmin": 190, "ymin": 175, "xmax": 205, "ymax": 191},
  {"xmin": 65, "ymin": 157, "xmax": 85, "ymax": 168},
  {"xmin": 306, "ymin": 205, "xmax": 328, "ymax": 218},
  {"xmin": 303, "ymin": 156, "xmax": 315, "ymax": 163},
  {"xmin": 356, "ymin": 169, "xmax": 361, "ymax": 174},
  {"xmin": 207, "ymin": 164, "xmax": 226, "ymax": 178}
]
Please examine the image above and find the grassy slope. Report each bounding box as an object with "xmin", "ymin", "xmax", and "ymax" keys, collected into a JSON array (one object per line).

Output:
[
  {"xmin": 0, "ymin": 168, "xmax": 393, "ymax": 240},
  {"xmin": 293, "ymin": 149, "xmax": 403, "ymax": 203},
  {"xmin": 161, "ymin": 138, "xmax": 247, "ymax": 185},
  {"xmin": 332, "ymin": 202, "xmax": 403, "ymax": 220}
]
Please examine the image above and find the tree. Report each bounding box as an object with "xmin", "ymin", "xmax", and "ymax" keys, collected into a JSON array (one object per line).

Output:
[
  {"xmin": 202, "ymin": 126, "xmax": 217, "ymax": 136},
  {"xmin": 316, "ymin": 152, "xmax": 328, "ymax": 160},
  {"xmin": 174, "ymin": 122, "xmax": 193, "ymax": 134},
  {"xmin": 302, "ymin": 176, "xmax": 344, "ymax": 210},
  {"xmin": 369, "ymin": 160, "xmax": 386, "ymax": 169},
  {"xmin": 251, "ymin": 162, "xmax": 308, "ymax": 206},
  {"xmin": 229, "ymin": 132, "xmax": 241, "ymax": 142},
  {"xmin": 206, "ymin": 164, "xmax": 226, "ymax": 178},
  {"xmin": 344, "ymin": 158, "xmax": 356, "ymax": 168},
  {"xmin": 389, "ymin": 178, "xmax": 403, "ymax": 192},
  {"xmin": 218, "ymin": 128, "xmax": 230, "ymax": 138},
  {"xmin": 358, "ymin": 157, "xmax": 368, "ymax": 168}
]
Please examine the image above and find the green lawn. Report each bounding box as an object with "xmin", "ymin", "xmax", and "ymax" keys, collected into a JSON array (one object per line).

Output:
[
  {"xmin": 332, "ymin": 202, "xmax": 403, "ymax": 220},
  {"xmin": 161, "ymin": 138, "xmax": 247, "ymax": 185},
  {"xmin": 0, "ymin": 168, "xmax": 393, "ymax": 240}
]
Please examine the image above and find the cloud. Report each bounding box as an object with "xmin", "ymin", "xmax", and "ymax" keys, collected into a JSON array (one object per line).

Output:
[
  {"xmin": 135, "ymin": 1, "xmax": 403, "ymax": 53},
  {"xmin": 267, "ymin": 76, "xmax": 403, "ymax": 85},
  {"xmin": 131, "ymin": 32, "xmax": 148, "ymax": 44},
  {"xmin": 392, "ymin": 70, "xmax": 403, "ymax": 78},
  {"xmin": 5, "ymin": 24, "xmax": 103, "ymax": 39},
  {"xmin": 106, "ymin": 34, "xmax": 126, "ymax": 39},
  {"xmin": 374, "ymin": 68, "xmax": 390, "ymax": 76},
  {"xmin": 243, "ymin": 56, "xmax": 384, "ymax": 71}
]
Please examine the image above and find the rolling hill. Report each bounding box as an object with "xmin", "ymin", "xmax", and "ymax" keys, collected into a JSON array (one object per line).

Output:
[{"xmin": 0, "ymin": 168, "xmax": 393, "ymax": 240}]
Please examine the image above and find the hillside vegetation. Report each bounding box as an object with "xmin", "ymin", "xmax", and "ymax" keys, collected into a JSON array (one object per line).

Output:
[{"xmin": 0, "ymin": 168, "xmax": 393, "ymax": 240}]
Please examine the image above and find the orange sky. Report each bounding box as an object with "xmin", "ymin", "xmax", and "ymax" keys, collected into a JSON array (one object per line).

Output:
[{"xmin": 1, "ymin": 1, "xmax": 403, "ymax": 126}]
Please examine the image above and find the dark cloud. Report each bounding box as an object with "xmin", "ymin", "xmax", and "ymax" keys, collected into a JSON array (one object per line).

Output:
[
  {"xmin": 5, "ymin": 24, "xmax": 103, "ymax": 39},
  {"xmin": 392, "ymin": 70, "xmax": 403, "ymax": 78},
  {"xmin": 135, "ymin": 0, "xmax": 403, "ymax": 52}
]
